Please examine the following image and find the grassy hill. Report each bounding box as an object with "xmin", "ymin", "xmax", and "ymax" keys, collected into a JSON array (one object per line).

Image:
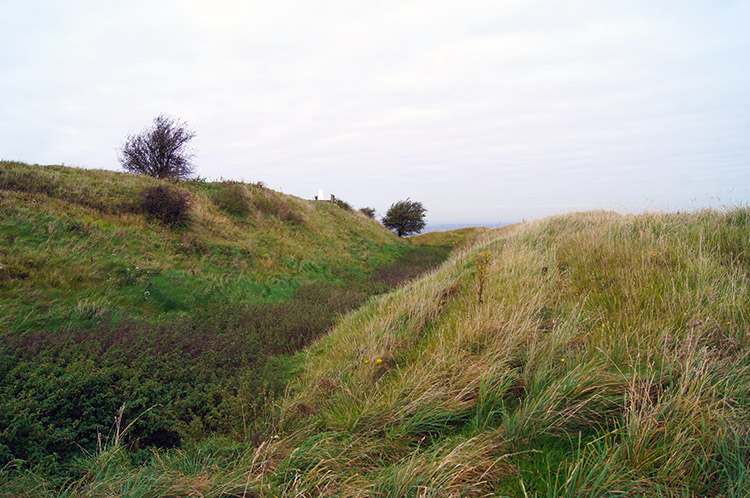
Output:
[
  {"xmin": 2, "ymin": 164, "xmax": 748, "ymax": 495},
  {"xmin": 0, "ymin": 161, "xmax": 452, "ymax": 475},
  {"xmin": 10, "ymin": 208, "xmax": 746, "ymax": 497}
]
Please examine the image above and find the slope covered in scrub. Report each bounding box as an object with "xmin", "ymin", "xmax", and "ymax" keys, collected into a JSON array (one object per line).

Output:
[
  {"xmin": 37, "ymin": 208, "xmax": 750, "ymax": 497},
  {"xmin": 0, "ymin": 161, "xmax": 453, "ymax": 474}
]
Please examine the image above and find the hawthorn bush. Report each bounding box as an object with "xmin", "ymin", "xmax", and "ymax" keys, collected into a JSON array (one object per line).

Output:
[{"xmin": 140, "ymin": 185, "xmax": 191, "ymax": 226}]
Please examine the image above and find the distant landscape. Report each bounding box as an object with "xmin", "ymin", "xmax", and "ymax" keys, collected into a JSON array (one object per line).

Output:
[{"xmin": 1, "ymin": 161, "xmax": 748, "ymax": 496}]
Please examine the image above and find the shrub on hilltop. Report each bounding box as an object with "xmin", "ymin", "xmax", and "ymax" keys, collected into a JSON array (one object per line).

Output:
[
  {"xmin": 140, "ymin": 184, "xmax": 191, "ymax": 226},
  {"xmin": 333, "ymin": 198, "xmax": 353, "ymax": 211}
]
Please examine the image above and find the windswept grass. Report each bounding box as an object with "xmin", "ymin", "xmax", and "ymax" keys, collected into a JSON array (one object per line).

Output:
[
  {"xmin": 3, "ymin": 171, "xmax": 749, "ymax": 496},
  {"xmin": 271, "ymin": 209, "xmax": 750, "ymax": 496},
  {"xmin": 29, "ymin": 207, "xmax": 747, "ymax": 497}
]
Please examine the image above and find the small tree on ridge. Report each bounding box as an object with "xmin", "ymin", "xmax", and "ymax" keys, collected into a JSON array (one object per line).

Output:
[
  {"xmin": 382, "ymin": 199, "xmax": 427, "ymax": 237},
  {"xmin": 118, "ymin": 114, "xmax": 196, "ymax": 180}
]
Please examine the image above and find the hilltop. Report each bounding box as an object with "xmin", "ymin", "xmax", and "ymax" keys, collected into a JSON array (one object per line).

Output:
[
  {"xmin": 8, "ymin": 208, "xmax": 745, "ymax": 497},
  {"xmin": 0, "ymin": 161, "xmax": 450, "ymax": 473}
]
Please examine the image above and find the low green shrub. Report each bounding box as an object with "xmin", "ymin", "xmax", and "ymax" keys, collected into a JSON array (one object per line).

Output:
[{"xmin": 0, "ymin": 243, "xmax": 451, "ymax": 475}]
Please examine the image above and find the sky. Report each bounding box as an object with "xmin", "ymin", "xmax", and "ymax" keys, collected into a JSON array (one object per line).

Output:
[{"xmin": 1, "ymin": 0, "xmax": 749, "ymax": 226}]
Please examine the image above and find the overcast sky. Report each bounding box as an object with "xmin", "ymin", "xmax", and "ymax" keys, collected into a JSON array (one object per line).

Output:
[{"xmin": 1, "ymin": 1, "xmax": 749, "ymax": 225}]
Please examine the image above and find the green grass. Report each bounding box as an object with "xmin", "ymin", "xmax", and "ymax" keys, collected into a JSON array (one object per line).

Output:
[
  {"xmin": 2, "ymin": 163, "xmax": 748, "ymax": 496},
  {"xmin": 30, "ymin": 207, "xmax": 743, "ymax": 497},
  {"xmin": 0, "ymin": 161, "xmax": 454, "ymax": 479},
  {"xmin": 277, "ymin": 208, "xmax": 748, "ymax": 497}
]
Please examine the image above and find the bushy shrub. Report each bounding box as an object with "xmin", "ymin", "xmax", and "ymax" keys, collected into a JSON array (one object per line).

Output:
[
  {"xmin": 140, "ymin": 185, "xmax": 191, "ymax": 226},
  {"xmin": 359, "ymin": 207, "xmax": 376, "ymax": 219},
  {"xmin": 333, "ymin": 198, "xmax": 353, "ymax": 210},
  {"xmin": 212, "ymin": 183, "xmax": 250, "ymax": 216},
  {"xmin": 118, "ymin": 114, "xmax": 196, "ymax": 180}
]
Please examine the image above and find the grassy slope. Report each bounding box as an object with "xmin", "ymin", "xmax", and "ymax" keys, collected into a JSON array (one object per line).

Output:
[
  {"xmin": 275, "ymin": 209, "xmax": 750, "ymax": 497},
  {"xmin": 36, "ymin": 208, "xmax": 750, "ymax": 497},
  {"xmin": 0, "ymin": 161, "xmax": 403, "ymax": 330},
  {"xmin": 409, "ymin": 226, "xmax": 494, "ymax": 249},
  {"xmin": 0, "ymin": 161, "xmax": 425, "ymax": 473}
]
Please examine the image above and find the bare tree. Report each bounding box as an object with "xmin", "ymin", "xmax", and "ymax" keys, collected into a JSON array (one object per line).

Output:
[{"xmin": 118, "ymin": 114, "xmax": 196, "ymax": 180}]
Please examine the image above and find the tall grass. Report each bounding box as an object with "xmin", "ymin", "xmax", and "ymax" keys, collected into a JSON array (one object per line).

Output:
[
  {"xmin": 260, "ymin": 208, "xmax": 748, "ymax": 496},
  {"xmin": 4, "ymin": 205, "xmax": 749, "ymax": 496}
]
